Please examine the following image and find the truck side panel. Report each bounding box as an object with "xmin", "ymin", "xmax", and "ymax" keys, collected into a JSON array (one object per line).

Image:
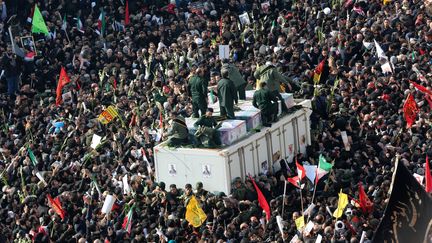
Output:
[{"xmin": 154, "ymin": 148, "xmax": 229, "ymax": 193}]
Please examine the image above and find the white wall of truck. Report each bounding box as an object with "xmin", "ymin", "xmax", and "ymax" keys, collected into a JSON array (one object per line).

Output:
[{"xmin": 154, "ymin": 99, "xmax": 312, "ymax": 194}]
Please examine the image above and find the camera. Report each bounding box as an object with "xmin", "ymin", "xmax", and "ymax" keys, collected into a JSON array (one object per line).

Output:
[{"xmin": 335, "ymin": 220, "xmax": 345, "ymax": 231}]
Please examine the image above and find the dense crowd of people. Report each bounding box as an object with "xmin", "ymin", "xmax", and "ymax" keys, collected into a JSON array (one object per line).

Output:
[{"xmin": 1, "ymin": 0, "xmax": 432, "ymax": 242}]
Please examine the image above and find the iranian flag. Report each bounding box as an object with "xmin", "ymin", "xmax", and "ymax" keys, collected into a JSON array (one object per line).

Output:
[
  {"xmin": 76, "ymin": 16, "xmax": 84, "ymax": 33},
  {"xmin": 315, "ymin": 154, "xmax": 333, "ymax": 183},
  {"xmin": 61, "ymin": 15, "xmax": 67, "ymax": 31},
  {"xmin": 97, "ymin": 11, "xmax": 106, "ymax": 36},
  {"xmin": 122, "ymin": 206, "xmax": 134, "ymax": 234}
]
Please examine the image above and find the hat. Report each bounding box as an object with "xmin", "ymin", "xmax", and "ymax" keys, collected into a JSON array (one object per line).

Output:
[{"xmin": 206, "ymin": 108, "xmax": 214, "ymax": 113}]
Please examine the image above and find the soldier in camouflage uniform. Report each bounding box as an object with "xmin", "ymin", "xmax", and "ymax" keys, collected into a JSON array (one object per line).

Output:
[
  {"xmin": 254, "ymin": 59, "xmax": 294, "ymax": 114},
  {"xmin": 194, "ymin": 108, "xmax": 221, "ymax": 147},
  {"xmin": 221, "ymin": 59, "xmax": 247, "ymax": 100},
  {"xmin": 166, "ymin": 113, "xmax": 189, "ymax": 147},
  {"xmin": 217, "ymin": 69, "xmax": 238, "ymax": 119},
  {"xmin": 253, "ymin": 82, "xmax": 279, "ymax": 127},
  {"xmin": 188, "ymin": 67, "xmax": 208, "ymax": 118}
]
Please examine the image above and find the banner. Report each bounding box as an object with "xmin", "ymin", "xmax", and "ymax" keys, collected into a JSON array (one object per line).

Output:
[{"xmin": 373, "ymin": 159, "xmax": 432, "ymax": 242}]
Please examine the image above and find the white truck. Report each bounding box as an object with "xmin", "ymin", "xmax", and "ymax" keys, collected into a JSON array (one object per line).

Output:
[{"xmin": 153, "ymin": 99, "xmax": 312, "ymax": 194}]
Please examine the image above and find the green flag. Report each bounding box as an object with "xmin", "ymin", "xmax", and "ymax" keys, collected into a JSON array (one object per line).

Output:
[
  {"xmin": 31, "ymin": 5, "xmax": 49, "ymax": 35},
  {"xmin": 27, "ymin": 147, "xmax": 38, "ymax": 166},
  {"xmin": 209, "ymin": 89, "xmax": 215, "ymax": 104},
  {"xmin": 315, "ymin": 154, "xmax": 332, "ymax": 182}
]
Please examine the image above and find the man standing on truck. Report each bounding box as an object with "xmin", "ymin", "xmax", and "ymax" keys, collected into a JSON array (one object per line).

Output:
[
  {"xmin": 217, "ymin": 68, "xmax": 238, "ymax": 119},
  {"xmin": 253, "ymin": 82, "xmax": 279, "ymax": 127},
  {"xmin": 188, "ymin": 66, "xmax": 208, "ymax": 118},
  {"xmin": 165, "ymin": 112, "xmax": 189, "ymax": 147},
  {"xmin": 221, "ymin": 59, "xmax": 247, "ymax": 100},
  {"xmin": 194, "ymin": 108, "xmax": 221, "ymax": 147},
  {"xmin": 254, "ymin": 58, "xmax": 294, "ymax": 115}
]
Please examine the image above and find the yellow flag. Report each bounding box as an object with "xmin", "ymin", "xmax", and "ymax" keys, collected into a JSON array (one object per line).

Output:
[
  {"xmin": 185, "ymin": 196, "xmax": 207, "ymax": 228},
  {"xmin": 295, "ymin": 215, "xmax": 305, "ymax": 231},
  {"xmin": 313, "ymin": 73, "xmax": 321, "ymax": 84},
  {"xmin": 383, "ymin": 0, "xmax": 391, "ymax": 5},
  {"xmin": 333, "ymin": 190, "xmax": 348, "ymax": 219},
  {"xmin": 106, "ymin": 106, "xmax": 119, "ymax": 118}
]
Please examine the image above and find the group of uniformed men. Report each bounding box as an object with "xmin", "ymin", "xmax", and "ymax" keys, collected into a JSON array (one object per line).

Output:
[{"xmin": 165, "ymin": 59, "xmax": 296, "ymax": 147}]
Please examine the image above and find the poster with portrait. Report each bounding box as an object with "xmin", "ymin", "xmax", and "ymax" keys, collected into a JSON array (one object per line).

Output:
[
  {"xmin": 62, "ymin": 91, "xmax": 73, "ymax": 105},
  {"xmin": 261, "ymin": 160, "xmax": 268, "ymax": 174},
  {"xmin": 20, "ymin": 36, "xmax": 37, "ymax": 56},
  {"xmin": 202, "ymin": 165, "xmax": 211, "ymax": 178},
  {"xmin": 261, "ymin": 2, "xmax": 270, "ymax": 14},
  {"xmin": 168, "ymin": 164, "xmax": 177, "ymax": 176},
  {"xmin": 239, "ymin": 12, "xmax": 250, "ymax": 26}
]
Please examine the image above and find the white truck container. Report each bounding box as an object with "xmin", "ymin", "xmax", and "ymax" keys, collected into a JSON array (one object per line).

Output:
[{"xmin": 153, "ymin": 99, "xmax": 312, "ymax": 194}]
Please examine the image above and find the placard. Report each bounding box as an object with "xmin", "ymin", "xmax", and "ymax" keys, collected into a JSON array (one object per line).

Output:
[
  {"xmin": 219, "ymin": 45, "xmax": 229, "ymax": 60},
  {"xmin": 20, "ymin": 35, "xmax": 37, "ymax": 56},
  {"xmin": 239, "ymin": 12, "xmax": 250, "ymax": 26}
]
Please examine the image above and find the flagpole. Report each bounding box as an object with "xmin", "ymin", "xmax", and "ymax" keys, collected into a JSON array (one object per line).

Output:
[
  {"xmin": 311, "ymin": 177, "xmax": 318, "ymax": 205},
  {"xmin": 299, "ymin": 183, "xmax": 304, "ymax": 214},
  {"xmin": 281, "ymin": 180, "xmax": 287, "ymax": 217},
  {"xmin": 57, "ymin": 12, "xmax": 71, "ymax": 43},
  {"xmin": 311, "ymin": 158, "xmax": 319, "ymax": 204}
]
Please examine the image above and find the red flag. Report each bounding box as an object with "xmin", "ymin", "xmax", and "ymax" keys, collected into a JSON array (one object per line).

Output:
[
  {"xmin": 125, "ymin": 0, "xmax": 130, "ymax": 25},
  {"xmin": 159, "ymin": 111, "xmax": 163, "ymax": 129},
  {"xmin": 409, "ymin": 80, "xmax": 432, "ymax": 96},
  {"xmin": 403, "ymin": 93, "xmax": 419, "ymax": 128},
  {"xmin": 314, "ymin": 59, "xmax": 325, "ymax": 75},
  {"xmin": 426, "ymin": 156, "xmax": 432, "ymax": 193},
  {"xmin": 129, "ymin": 114, "xmax": 136, "ymax": 127},
  {"xmin": 113, "ymin": 78, "xmax": 117, "ymax": 90},
  {"xmin": 56, "ymin": 67, "xmax": 71, "ymax": 106},
  {"xmin": 358, "ymin": 183, "xmax": 373, "ymax": 214},
  {"xmin": 248, "ymin": 175, "xmax": 271, "ymax": 220},
  {"xmin": 75, "ymin": 76, "xmax": 81, "ymax": 90},
  {"xmin": 47, "ymin": 194, "xmax": 66, "ymax": 220},
  {"xmin": 219, "ymin": 17, "xmax": 223, "ymax": 37},
  {"xmin": 313, "ymin": 59, "xmax": 326, "ymax": 83}
]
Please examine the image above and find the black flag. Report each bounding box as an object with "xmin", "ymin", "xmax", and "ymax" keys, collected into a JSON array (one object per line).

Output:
[{"xmin": 374, "ymin": 160, "xmax": 432, "ymax": 242}]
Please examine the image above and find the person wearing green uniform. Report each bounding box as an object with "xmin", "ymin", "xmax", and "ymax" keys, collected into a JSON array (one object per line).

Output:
[
  {"xmin": 194, "ymin": 108, "xmax": 221, "ymax": 147},
  {"xmin": 253, "ymin": 82, "xmax": 279, "ymax": 127},
  {"xmin": 221, "ymin": 59, "xmax": 247, "ymax": 100},
  {"xmin": 166, "ymin": 113, "xmax": 189, "ymax": 147},
  {"xmin": 188, "ymin": 67, "xmax": 208, "ymax": 118},
  {"xmin": 217, "ymin": 68, "xmax": 238, "ymax": 119},
  {"xmin": 254, "ymin": 60, "xmax": 293, "ymax": 114}
]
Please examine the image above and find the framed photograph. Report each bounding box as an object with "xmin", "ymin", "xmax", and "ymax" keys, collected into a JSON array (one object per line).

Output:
[
  {"xmin": 20, "ymin": 36, "xmax": 37, "ymax": 56},
  {"xmin": 62, "ymin": 91, "xmax": 73, "ymax": 105},
  {"xmin": 239, "ymin": 12, "xmax": 250, "ymax": 26}
]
